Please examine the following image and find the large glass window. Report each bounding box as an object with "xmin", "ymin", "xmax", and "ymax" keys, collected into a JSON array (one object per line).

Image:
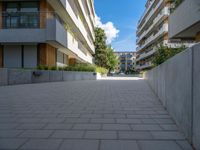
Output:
[{"xmin": 3, "ymin": 1, "xmax": 39, "ymax": 28}]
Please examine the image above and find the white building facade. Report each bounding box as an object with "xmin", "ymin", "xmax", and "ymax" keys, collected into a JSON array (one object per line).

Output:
[
  {"xmin": 135, "ymin": 0, "xmax": 194, "ymax": 71},
  {"xmin": 0, "ymin": 0, "xmax": 96, "ymax": 68}
]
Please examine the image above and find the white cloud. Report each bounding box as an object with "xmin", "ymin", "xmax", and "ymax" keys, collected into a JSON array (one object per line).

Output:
[{"xmin": 95, "ymin": 15, "xmax": 119, "ymax": 44}]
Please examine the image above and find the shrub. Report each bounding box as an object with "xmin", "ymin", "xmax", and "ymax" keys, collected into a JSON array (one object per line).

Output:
[
  {"xmin": 37, "ymin": 65, "xmax": 49, "ymax": 70},
  {"xmin": 96, "ymin": 67, "xmax": 108, "ymax": 75},
  {"xmin": 64, "ymin": 63, "xmax": 96, "ymax": 72},
  {"xmin": 50, "ymin": 66, "xmax": 57, "ymax": 70},
  {"xmin": 152, "ymin": 44, "xmax": 186, "ymax": 66}
]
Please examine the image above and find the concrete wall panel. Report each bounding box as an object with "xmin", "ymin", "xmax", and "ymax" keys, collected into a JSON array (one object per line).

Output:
[
  {"xmin": 32, "ymin": 71, "xmax": 50, "ymax": 83},
  {"xmin": 192, "ymin": 44, "xmax": 200, "ymax": 149},
  {"xmin": 8, "ymin": 69, "xmax": 32, "ymax": 85},
  {"xmin": 49, "ymin": 71, "xmax": 63, "ymax": 82},
  {"xmin": 145, "ymin": 43, "xmax": 200, "ymax": 149},
  {"xmin": 165, "ymin": 49, "xmax": 192, "ymax": 141},
  {"xmin": 0, "ymin": 68, "xmax": 8, "ymax": 86}
]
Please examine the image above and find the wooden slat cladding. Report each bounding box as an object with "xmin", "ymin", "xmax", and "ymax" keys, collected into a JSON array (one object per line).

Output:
[
  {"xmin": 40, "ymin": 1, "xmax": 47, "ymax": 28},
  {"xmin": 46, "ymin": 44, "xmax": 56, "ymax": 67},
  {"xmin": 38, "ymin": 44, "xmax": 47, "ymax": 65},
  {"xmin": 0, "ymin": 46, "xmax": 3, "ymax": 68},
  {"xmin": 38, "ymin": 44, "xmax": 56, "ymax": 67},
  {"xmin": 40, "ymin": 0, "xmax": 54, "ymax": 28},
  {"xmin": 0, "ymin": 2, "xmax": 2, "ymax": 29},
  {"xmin": 69, "ymin": 58, "xmax": 76, "ymax": 66},
  {"xmin": 196, "ymin": 32, "xmax": 200, "ymax": 42}
]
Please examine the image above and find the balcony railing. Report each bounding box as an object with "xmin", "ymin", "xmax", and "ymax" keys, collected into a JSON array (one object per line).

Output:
[
  {"xmin": 137, "ymin": 24, "xmax": 168, "ymax": 51},
  {"xmin": 1, "ymin": 11, "xmax": 64, "ymax": 29},
  {"xmin": 138, "ymin": 0, "xmax": 156, "ymax": 27},
  {"xmin": 137, "ymin": 0, "xmax": 164, "ymax": 35},
  {"xmin": 137, "ymin": 7, "xmax": 170, "ymax": 44},
  {"xmin": 2, "ymin": 11, "xmax": 40, "ymax": 29}
]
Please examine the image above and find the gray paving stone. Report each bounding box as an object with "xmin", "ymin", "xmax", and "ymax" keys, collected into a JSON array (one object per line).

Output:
[
  {"xmin": 65, "ymin": 118, "xmax": 90, "ymax": 123},
  {"xmin": 138, "ymin": 140, "xmax": 182, "ymax": 150},
  {"xmin": 0, "ymin": 139, "xmax": 27, "ymax": 149},
  {"xmin": 176, "ymin": 140, "xmax": 194, "ymax": 150},
  {"xmin": 40, "ymin": 118, "xmax": 65, "ymax": 123},
  {"xmin": 0, "ymin": 78, "xmax": 194, "ymax": 150},
  {"xmin": 141, "ymin": 119, "xmax": 157, "ymax": 124},
  {"xmin": 73, "ymin": 124, "xmax": 101, "ymax": 130},
  {"xmin": 18, "ymin": 130, "xmax": 53, "ymax": 138},
  {"xmin": 81, "ymin": 114, "xmax": 103, "ymax": 118},
  {"xmin": 151, "ymin": 131, "xmax": 185, "ymax": 140},
  {"xmin": 16, "ymin": 123, "xmax": 46, "ymax": 130},
  {"xmin": 91, "ymin": 118, "xmax": 115, "ymax": 124},
  {"xmin": 127, "ymin": 114, "xmax": 150, "ymax": 119},
  {"xmin": 0, "ymin": 123, "xmax": 19, "ymax": 129},
  {"xmin": 116, "ymin": 119, "xmax": 142, "ymax": 124},
  {"xmin": 85, "ymin": 131, "xmax": 117, "ymax": 139},
  {"xmin": 104, "ymin": 114, "xmax": 126, "ymax": 118},
  {"xmin": 131, "ymin": 124, "xmax": 163, "ymax": 131},
  {"xmin": 20, "ymin": 139, "xmax": 62, "ymax": 150},
  {"xmin": 45, "ymin": 123, "xmax": 73, "ymax": 130},
  {"xmin": 17, "ymin": 118, "xmax": 41, "ymax": 123},
  {"xmin": 100, "ymin": 140, "xmax": 140, "ymax": 150},
  {"xmin": 52, "ymin": 130, "xmax": 85, "ymax": 139},
  {"xmin": 160, "ymin": 124, "xmax": 178, "ymax": 131},
  {"xmin": 119, "ymin": 131, "xmax": 153, "ymax": 139},
  {"xmin": 0, "ymin": 130, "xmax": 23, "ymax": 138},
  {"xmin": 58, "ymin": 114, "xmax": 80, "ymax": 118},
  {"xmin": 59, "ymin": 140, "xmax": 99, "ymax": 150},
  {"xmin": 155, "ymin": 118, "xmax": 174, "ymax": 124},
  {"xmin": 102, "ymin": 124, "xmax": 131, "ymax": 130}
]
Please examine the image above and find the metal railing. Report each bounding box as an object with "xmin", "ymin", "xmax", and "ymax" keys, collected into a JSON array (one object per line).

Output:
[{"xmin": 1, "ymin": 11, "xmax": 64, "ymax": 29}]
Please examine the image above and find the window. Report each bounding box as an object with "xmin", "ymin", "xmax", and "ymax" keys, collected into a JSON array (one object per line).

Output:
[{"xmin": 3, "ymin": 1, "xmax": 39, "ymax": 28}]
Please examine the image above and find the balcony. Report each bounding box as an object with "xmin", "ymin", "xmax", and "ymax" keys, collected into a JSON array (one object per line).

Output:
[
  {"xmin": 57, "ymin": 0, "xmax": 95, "ymax": 53},
  {"xmin": 137, "ymin": 24, "xmax": 168, "ymax": 51},
  {"xmin": 137, "ymin": 0, "xmax": 164, "ymax": 35},
  {"xmin": 0, "ymin": 12, "xmax": 68, "ymax": 48},
  {"xmin": 169, "ymin": 0, "xmax": 200, "ymax": 39},
  {"xmin": 138, "ymin": 0, "xmax": 156, "ymax": 27},
  {"xmin": 136, "ymin": 48, "xmax": 156, "ymax": 61},
  {"xmin": 136, "ymin": 62, "xmax": 153, "ymax": 70},
  {"xmin": 137, "ymin": 7, "xmax": 170, "ymax": 44},
  {"xmin": 77, "ymin": 0, "xmax": 95, "ymax": 40}
]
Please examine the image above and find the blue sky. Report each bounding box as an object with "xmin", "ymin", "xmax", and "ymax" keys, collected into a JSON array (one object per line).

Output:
[{"xmin": 94, "ymin": 0, "xmax": 146, "ymax": 52}]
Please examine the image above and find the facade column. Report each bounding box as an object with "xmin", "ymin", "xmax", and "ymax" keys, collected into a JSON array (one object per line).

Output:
[{"xmin": 69, "ymin": 58, "xmax": 76, "ymax": 66}]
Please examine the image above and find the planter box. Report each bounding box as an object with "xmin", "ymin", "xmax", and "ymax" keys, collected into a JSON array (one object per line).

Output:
[
  {"xmin": 8, "ymin": 69, "xmax": 32, "ymax": 85},
  {"xmin": 0, "ymin": 68, "xmax": 8, "ymax": 86},
  {"xmin": 32, "ymin": 70, "xmax": 50, "ymax": 83},
  {"xmin": 0, "ymin": 69, "xmax": 99, "ymax": 86},
  {"xmin": 63, "ymin": 71, "xmax": 75, "ymax": 81},
  {"xmin": 49, "ymin": 71, "xmax": 63, "ymax": 82}
]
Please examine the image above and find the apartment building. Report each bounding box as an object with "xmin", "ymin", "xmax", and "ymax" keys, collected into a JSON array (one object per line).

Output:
[
  {"xmin": 135, "ymin": 0, "xmax": 194, "ymax": 71},
  {"xmin": 115, "ymin": 52, "xmax": 136, "ymax": 73},
  {"xmin": 0, "ymin": 0, "xmax": 95, "ymax": 68},
  {"xmin": 169, "ymin": 0, "xmax": 200, "ymax": 42}
]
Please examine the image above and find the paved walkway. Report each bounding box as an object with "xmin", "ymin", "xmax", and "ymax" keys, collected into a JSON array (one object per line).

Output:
[{"xmin": 0, "ymin": 77, "xmax": 193, "ymax": 150}]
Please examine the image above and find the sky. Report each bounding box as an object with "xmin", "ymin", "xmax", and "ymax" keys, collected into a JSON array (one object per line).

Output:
[{"xmin": 94, "ymin": 0, "xmax": 146, "ymax": 52}]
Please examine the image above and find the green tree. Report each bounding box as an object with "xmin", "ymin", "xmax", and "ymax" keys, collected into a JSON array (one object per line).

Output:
[
  {"xmin": 94, "ymin": 27, "xmax": 108, "ymax": 68},
  {"xmin": 106, "ymin": 45, "xmax": 119, "ymax": 72},
  {"xmin": 152, "ymin": 44, "xmax": 186, "ymax": 66}
]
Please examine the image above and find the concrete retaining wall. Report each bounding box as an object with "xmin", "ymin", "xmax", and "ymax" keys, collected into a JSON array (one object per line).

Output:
[
  {"xmin": 0, "ymin": 69, "xmax": 99, "ymax": 86},
  {"xmin": 144, "ymin": 43, "xmax": 200, "ymax": 150}
]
